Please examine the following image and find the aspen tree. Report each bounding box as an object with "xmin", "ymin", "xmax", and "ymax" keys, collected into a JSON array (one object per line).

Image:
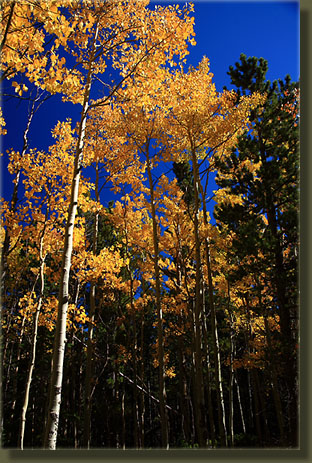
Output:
[
  {"xmin": 43, "ymin": 0, "xmax": 195, "ymax": 449},
  {"xmin": 43, "ymin": 20, "xmax": 99, "ymax": 449},
  {"xmin": 164, "ymin": 57, "xmax": 263, "ymax": 446}
]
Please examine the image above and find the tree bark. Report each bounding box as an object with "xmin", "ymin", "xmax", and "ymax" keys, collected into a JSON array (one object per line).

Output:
[
  {"xmin": 228, "ymin": 318, "xmax": 235, "ymax": 447},
  {"xmin": 0, "ymin": 1, "xmax": 16, "ymax": 54},
  {"xmin": 121, "ymin": 378, "xmax": 126, "ymax": 449},
  {"xmin": 1, "ymin": 91, "xmax": 44, "ymax": 288},
  {"xmin": 19, "ymin": 223, "xmax": 47, "ymax": 449},
  {"xmin": 263, "ymin": 314, "xmax": 286, "ymax": 445},
  {"xmin": 177, "ymin": 341, "xmax": 192, "ymax": 444},
  {"xmin": 83, "ymin": 162, "xmax": 100, "ymax": 449},
  {"xmin": 198, "ymin": 172, "xmax": 227, "ymax": 446},
  {"xmin": 43, "ymin": 24, "xmax": 99, "ymax": 450},
  {"xmin": 234, "ymin": 372, "xmax": 246, "ymax": 434},
  {"xmin": 201, "ymin": 285, "xmax": 216, "ymax": 447},
  {"xmin": 139, "ymin": 311, "xmax": 145, "ymax": 448},
  {"xmin": 259, "ymin": 135, "xmax": 298, "ymax": 445},
  {"xmin": 190, "ymin": 150, "xmax": 208, "ymax": 447},
  {"xmin": 251, "ymin": 370, "xmax": 263, "ymax": 445}
]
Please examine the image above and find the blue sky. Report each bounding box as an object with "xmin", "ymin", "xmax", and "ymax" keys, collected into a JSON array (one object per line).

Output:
[
  {"xmin": 188, "ymin": 1, "xmax": 299, "ymax": 89},
  {"xmin": 1, "ymin": 0, "xmax": 300, "ymax": 207}
]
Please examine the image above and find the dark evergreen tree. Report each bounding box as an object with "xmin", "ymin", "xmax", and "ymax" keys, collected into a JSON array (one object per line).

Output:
[
  {"xmin": 173, "ymin": 161, "xmax": 195, "ymax": 208},
  {"xmin": 214, "ymin": 54, "xmax": 299, "ymax": 446}
]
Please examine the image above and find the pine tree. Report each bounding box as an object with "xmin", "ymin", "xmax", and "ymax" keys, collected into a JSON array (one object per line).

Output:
[{"xmin": 214, "ymin": 54, "xmax": 299, "ymax": 446}]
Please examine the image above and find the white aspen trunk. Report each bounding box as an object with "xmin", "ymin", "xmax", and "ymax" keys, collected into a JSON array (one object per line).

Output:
[
  {"xmin": 139, "ymin": 281, "xmax": 146, "ymax": 448},
  {"xmin": 121, "ymin": 379, "xmax": 126, "ymax": 449},
  {"xmin": 43, "ymin": 24, "xmax": 99, "ymax": 450},
  {"xmin": 125, "ymin": 214, "xmax": 140, "ymax": 448},
  {"xmin": 201, "ymin": 285, "xmax": 216, "ymax": 447},
  {"xmin": 228, "ymin": 322, "xmax": 235, "ymax": 447},
  {"xmin": 234, "ymin": 373, "xmax": 246, "ymax": 434},
  {"xmin": 198, "ymin": 176, "xmax": 227, "ymax": 446},
  {"xmin": 19, "ymin": 252, "xmax": 45, "ymax": 449},
  {"xmin": 191, "ymin": 150, "xmax": 207, "ymax": 448},
  {"xmin": 8, "ymin": 272, "xmax": 40, "ymax": 443},
  {"xmin": 227, "ymin": 282, "xmax": 234, "ymax": 447},
  {"xmin": 9, "ymin": 279, "xmax": 40, "ymax": 414},
  {"xmin": 19, "ymin": 207, "xmax": 49, "ymax": 449},
  {"xmin": 83, "ymin": 162, "xmax": 99, "ymax": 449}
]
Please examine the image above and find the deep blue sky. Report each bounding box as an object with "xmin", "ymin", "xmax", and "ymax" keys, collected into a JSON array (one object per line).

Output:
[
  {"xmin": 188, "ymin": 0, "xmax": 299, "ymax": 88},
  {"xmin": 1, "ymin": 0, "xmax": 300, "ymax": 207}
]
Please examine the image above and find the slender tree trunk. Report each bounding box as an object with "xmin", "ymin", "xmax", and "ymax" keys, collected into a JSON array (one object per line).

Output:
[
  {"xmin": 234, "ymin": 373, "xmax": 246, "ymax": 434},
  {"xmin": 127, "ymin": 232, "xmax": 140, "ymax": 448},
  {"xmin": 254, "ymin": 370, "xmax": 270, "ymax": 445},
  {"xmin": 77, "ymin": 329, "xmax": 84, "ymax": 448},
  {"xmin": 228, "ymin": 318, "xmax": 235, "ymax": 447},
  {"xmin": 147, "ymin": 379, "xmax": 153, "ymax": 443},
  {"xmin": 245, "ymin": 297, "xmax": 263, "ymax": 445},
  {"xmin": 198, "ymin": 172, "xmax": 227, "ymax": 446},
  {"xmin": 2, "ymin": 304, "xmax": 16, "ymax": 368},
  {"xmin": 263, "ymin": 315, "xmax": 286, "ymax": 445},
  {"xmin": 189, "ymin": 150, "xmax": 207, "ymax": 447},
  {"xmin": 1, "ymin": 90, "xmax": 47, "ymax": 290},
  {"xmin": 247, "ymin": 370, "xmax": 253, "ymax": 432},
  {"xmin": 138, "ymin": 279, "xmax": 146, "ymax": 448},
  {"xmin": 69, "ymin": 333, "xmax": 78, "ymax": 449},
  {"xmin": 227, "ymin": 281, "xmax": 235, "ymax": 447},
  {"xmin": 251, "ymin": 369, "xmax": 263, "ymax": 446},
  {"xmin": 145, "ymin": 145, "xmax": 168, "ymax": 449},
  {"xmin": 9, "ymin": 314, "xmax": 27, "ymax": 417},
  {"xmin": 1, "ymin": 90, "xmax": 45, "ymax": 443},
  {"xmin": 268, "ymin": 205, "xmax": 297, "ymax": 446},
  {"xmin": 72, "ymin": 281, "xmax": 80, "ymax": 448},
  {"xmin": 139, "ymin": 311, "xmax": 145, "ymax": 448},
  {"xmin": 177, "ymin": 341, "xmax": 192, "ymax": 444},
  {"xmin": 260, "ymin": 139, "xmax": 298, "ymax": 445},
  {"xmin": 201, "ymin": 285, "xmax": 216, "ymax": 447},
  {"xmin": 112, "ymin": 369, "xmax": 121, "ymax": 448},
  {"xmin": 0, "ymin": 0, "xmax": 15, "ymax": 54},
  {"xmin": 43, "ymin": 24, "xmax": 99, "ymax": 450},
  {"xmin": 83, "ymin": 162, "xmax": 100, "ymax": 448},
  {"xmin": 121, "ymin": 198, "xmax": 141, "ymax": 448},
  {"xmin": 174, "ymin": 224, "xmax": 193, "ymax": 446},
  {"xmin": 83, "ymin": 285, "xmax": 96, "ymax": 448},
  {"xmin": 7, "ymin": 275, "xmax": 40, "ymax": 445},
  {"xmin": 3, "ymin": 340, "xmax": 16, "ymax": 445},
  {"xmin": 121, "ymin": 379, "xmax": 126, "ymax": 449},
  {"xmin": 131, "ymin": 300, "xmax": 139, "ymax": 448},
  {"xmin": 19, "ymin": 231, "xmax": 46, "ymax": 449},
  {"xmin": 189, "ymin": 354, "xmax": 196, "ymax": 445}
]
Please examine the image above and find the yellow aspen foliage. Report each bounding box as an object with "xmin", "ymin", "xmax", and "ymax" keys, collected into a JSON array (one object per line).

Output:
[
  {"xmin": 1, "ymin": 0, "xmax": 84, "ymax": 99},
  {"xmin": 0, "ymin": 107, "xmax": 7, "ymax": 135},
  {"xmin": 228, "ymin": 313, "xmax": 281, "ymax": 371},
  {"xmin": 73, "ymin": 246, "xmax": 124, "ymax": 289},
  {"xmin": 213, "ymin": 187, "xmax": 245, "ymax": 207},
  {"xmin": 33, "ymin": 297, "xmax": 91, "ymax": 332},
  {"xmin": 159, "ymin": 56, "xmax": 266, "ymax": 163},
  {"xmin": 165, "ymin": 366, "xmax": 176, "ymax": 379},
  {"xmin": 1, "ymin": 117, "xmax": 97, "ymax": 337}
]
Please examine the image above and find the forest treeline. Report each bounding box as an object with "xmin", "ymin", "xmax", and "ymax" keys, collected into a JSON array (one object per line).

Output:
[{"xmin": 0, "ymin": 1, "xmax": 299, "ymax": 449}]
